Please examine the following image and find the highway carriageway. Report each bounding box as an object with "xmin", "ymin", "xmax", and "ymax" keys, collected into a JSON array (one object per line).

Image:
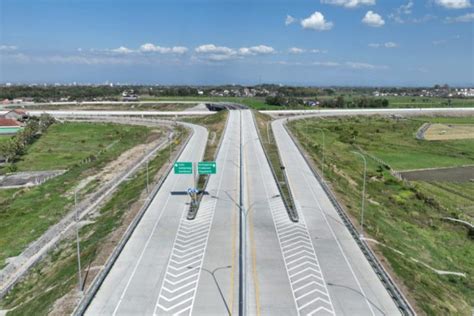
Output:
[
  {"xmin": 74, "ymin": 109, "xmax": 420, "ymax": 315},
  {"xmin": 1, "ymin": 106, "xmax": 473, "ymax": 118}
]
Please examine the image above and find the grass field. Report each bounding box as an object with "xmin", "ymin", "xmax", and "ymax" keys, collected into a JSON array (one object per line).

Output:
[
  {"xmin": 0, "ymin": 135, "xmax": 13, "ymax": 145},
  {"xmin": 25, "ymin": 102, "xmax": 195, "ymax": 112},
  {"xmin": 0, "ymin": 122, "xmax": 155, "ymax": 268},
  {"xmin": 170, "ymin": 96, "xmax": 473, "ymax": 109},
  {"xmin": 12, "ymin": 122, "xmax": 153, "ymax": 171},
  {"xmin": 254, "ymin": 111, "xmax": 295, "ymax": 214},
  {"xmin": 0, "ymin": 136, "xmax": 181, "ymax": 315},
  {"xmin": 333, "ymin": 116, "xmax": 474, "ymax": 170},
  {"xmin": 289, "ymin": 116, "xmax": 474, "ymax": 315},
  {"xmin": 423, "ymin": 123, "xmax": 474, "ymax": 140}
]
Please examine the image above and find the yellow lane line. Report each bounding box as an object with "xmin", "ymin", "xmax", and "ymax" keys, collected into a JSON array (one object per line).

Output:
[
  {"xmin": 245, "ymin": 113, "xmax": 261, "ymax": 316},
  {"xmin": 229, "ymin": 159, "xmax": 238, "ymax": 315}
]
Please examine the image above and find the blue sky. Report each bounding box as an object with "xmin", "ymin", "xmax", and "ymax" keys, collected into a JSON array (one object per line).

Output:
[{"xmin": 0, "ymin": 0, "xmax": 473, "ymax": 86}]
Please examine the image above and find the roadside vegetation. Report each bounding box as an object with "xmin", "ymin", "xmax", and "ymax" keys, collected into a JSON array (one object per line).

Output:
[
  {"xmin": 182, "ymin": 110, "xmax": 229, "ymax": 190},
  {"xmin": 0, "ymin": 121, "xmax": 157, "ymax": 268},
  {"xmin": 288, "ymin": 115, "xmax": 474, "ymax": 315},
  {"xmin": 254, "ymin": 111, "xmax": 295, "ymax": 215},
  {"xmin": 0, "ymin": 132, "xmax": 185, "ymax": 315},
  {"xmin": 0, "ymin": 114, "xmax": 55, "ymax": 166}
]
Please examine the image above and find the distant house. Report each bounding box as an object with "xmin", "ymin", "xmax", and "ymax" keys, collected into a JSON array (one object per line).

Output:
[
  {"xmin": 122, "ymin": 90, "xmax": 139, "ymax": 102},
  {"xmin": 4, "ymin": 109, "xmax": 29, "ymax": 121},
  {"xmin": 305, "ymin": 100, "xmax": 319, "ymax": 107},
  {"xmin": 0, "ymin": 118, "xmax": 22, "ymax": 135}
]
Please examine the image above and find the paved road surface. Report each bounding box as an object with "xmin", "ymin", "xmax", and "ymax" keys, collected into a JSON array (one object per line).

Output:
[
  {"xmin": 242, "ymin": 110, "xmax": 299, "ymax": 315},
  {"xmin": 84, "ymin": 109, "xmax": 408, "ymax": 315},
  {"xmin": 191, "ymin": 111, "xmax": 240, "ymax": 315},
  {"xmin": 272, "ymin": 118, "xmax": 401, "ymax": 315},
  {"xmin": 85, "ymin": 123, "xmax": 208, "ymax": 315}
]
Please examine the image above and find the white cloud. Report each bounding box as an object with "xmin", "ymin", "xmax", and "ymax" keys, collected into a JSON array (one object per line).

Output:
[
  {"xmin": 362, "ymin": 11, "xmax": 385, "ymax": 27},
  {"xmin": 445, "ymin": 12, "xmax": 474, "ymax": 22},
  {"xmin": 239, "ymin": 45, "xmax": 275, "ymax": 55},
  {"xmin": 285, "ymin": 15, "xmax": 296, "ymax": 25},
  {"xmin": 435, "ymin": 0, "xmax": 471, "ymax": 9},
  {"xmin": 140, "ymin": 43, "xmax": 188, "ymax": 54},
  {"xmin": 399, "ymin": 1, "xmax": 414, "ymax": 14},
  {"xmin": 311, "ymin": 49, "xmax": 328, "ymax": 53},
  {"xmin": 289, "ymin": 47, "xmax": 305, "ymax": 54},
  {"xmin": 301, "ymin": 12, "xmax": 334, "ymax": 31},
  {"xmin": 195, "ymin": 44, "xmax": 274, "ymax": 61},
  {"xmin": 195, "ymin": 44, "xmax": 235, "ymax": 55},
  {"xmin": 384, "ymin": 42, "xmax": 398, "ymax": 48},
  {"xmin": 321, "ymin": 0, "xmax": 375, "ymax": 8},
  {"xmin": 0, "ymin": 45, "xmax": 18, "ymax": 51},
  {"xmin": 346, "ymin": 61, "xmax": 388, "ymax": 69},
  {"xmin": 8, "ymin": 54, "xmax": 139, "ymax": 65},
  {"xmin": 411, "ymin": 14, "xmax": 438, "ymax": 23},
  {"xmin": 370, "ymin": 41, "xmax": 398, "ymax": 48},
  {"xmin": 313, "ymin": 61, "xmax": 341, "ymax": 67},
  {"xmin": 111, "ymin": 46, "xmax": 134, "ymax": 54},
  {"xmin": 389, "ymin": 1, "xmax": 414, "ymax": 23},
  {"xmin": 432, "ymin": 39, "xmax": 448, "ymax": 45}
]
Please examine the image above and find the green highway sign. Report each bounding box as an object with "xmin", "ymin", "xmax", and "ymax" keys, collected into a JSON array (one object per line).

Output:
[
  {"xmin": 198, "ymin": 161, "xmax": 217, "ymax": 175},
  {"xmin": 174, "ymin": 162, "xmax": 193, "ymax": 174}
]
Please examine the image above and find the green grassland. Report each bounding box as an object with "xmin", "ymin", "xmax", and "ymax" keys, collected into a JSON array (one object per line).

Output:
[
  {"xmin": 183, "ymin": 110, "xmax": 229, "ymax": 189},
  {"xmin": 0, "ymin": 135, "xmax": 12, "ymax": 145},
  {"xmin": 289, "ymin": 116, "xmax": 474, "ymax": 315},
  {"xmin": 324, "ymin": 116, "xmax": 474, "ymax": 170},
  {"xmin": 254, "ymin": 111, "xmax": 294, "ymax": 211},
  {"xmin": 148, "ymin": 96, "xmax": 473, "ymax": 109},
  {"xmin": 13, "ymin": 122, "xmax": 153, "ymax": 171},
  {"xmin": 0, "ymin": 122, "xmax": 156, "ymax": 268},
  {"xmin": 0, "ymin": 139, "xmax": 178, "ymax": 315}
]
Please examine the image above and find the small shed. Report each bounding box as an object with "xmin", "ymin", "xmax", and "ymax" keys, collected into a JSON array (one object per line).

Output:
[{"xmin": 4, "ymin": 109, "xmax": 29, "ymax": 121}]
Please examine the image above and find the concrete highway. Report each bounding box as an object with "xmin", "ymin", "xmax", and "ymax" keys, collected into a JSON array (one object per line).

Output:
[
  {"xmin": 81, "ymin": 109, "xmax": 417, "ymax": 315},
  {"xmin": 85, "ymin": 122, "xmax": 208, "ymax": 315},
  {"xmin": 272, "ymin": 118, "xmax": 401, "ymax": 315},
  {"xmin": 191, "ymin": 111, "xmax": 240, "ymax": 315}
]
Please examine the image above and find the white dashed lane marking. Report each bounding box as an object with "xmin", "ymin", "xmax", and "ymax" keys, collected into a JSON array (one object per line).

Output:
[
  {"xmin": 154, "ymin": 199, "xmax": 217, "ymax": 315},
  {"xmin": 269, "ymin": 198, "xmax": 335, "ymax": 316}
]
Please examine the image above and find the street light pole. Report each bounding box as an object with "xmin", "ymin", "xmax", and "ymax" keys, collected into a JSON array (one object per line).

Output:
[
  {"xmin": 169, "ymin": 132, "xmax": 173, "ymax": 162},
  {"xmin": 188, "ymin": 266, "xmax": 232, "ymax": 315},
  {"xmin": 313, "ymin": 128, "xmax": 325, "ymax": 180},
  {"xmin": 146, "ymin": 158, "xmax": 149, "ymax": 193},
  {"xmin": 74, "ymin": 190, "xmax": 83, "ymax": 292},
  {"xmin": 351, "ymin": 151, "xmax": 367, "ymax": 238}
]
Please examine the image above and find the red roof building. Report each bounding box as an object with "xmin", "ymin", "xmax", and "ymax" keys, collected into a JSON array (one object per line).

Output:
[{"xmin": 0, "ymin": 118, "xmax": 21, "ymax": 127}]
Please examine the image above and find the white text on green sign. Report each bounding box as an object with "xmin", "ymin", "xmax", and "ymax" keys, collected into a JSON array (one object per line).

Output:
[
  {"xmin": 174, "ymin": 162, "xmax": 193, "ymax": 174},
  {"xmin": 198, "ymin": 161, "xmax": 216, "ymax": 175}
]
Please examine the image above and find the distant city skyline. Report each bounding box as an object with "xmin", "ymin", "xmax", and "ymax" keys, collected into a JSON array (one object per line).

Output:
[{"xmin": 1, "ymin": 0, "xmax": 473, "ymax": 86}]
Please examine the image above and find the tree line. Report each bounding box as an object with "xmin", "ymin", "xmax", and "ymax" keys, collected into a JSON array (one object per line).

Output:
[
  {"xmin": 265, "ymin": 95, "xmax": 389, "ymax": 108},
  {"xmin": 0, "ymin": 114, "xmax": 55, "ymax": 165}
]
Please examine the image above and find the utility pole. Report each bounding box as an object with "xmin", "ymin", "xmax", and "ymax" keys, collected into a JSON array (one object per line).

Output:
[
  {"xmin": 74, "ymin": 190, "xmax": 83, "ymax": 292},
  {"xmin": 169, "ymin": 132, "xmax": 173, "ymax": 162},
  {"xmin": 313, "ymin": 127, "xmax": 325, "ymax": 180},
  {"xmin": 146, "ymin": 158, "xmax": 149, "ymax": 193},
  {"xmin": 351, "ymin": 151, "xmax": 367, "ymax": 238},
  {"xmin": 267, "ymin": 122, "xmax": 271, "ymax": 144}
]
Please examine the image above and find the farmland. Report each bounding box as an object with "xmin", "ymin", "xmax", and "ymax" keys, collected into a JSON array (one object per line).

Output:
[
  {"xmin": 0, "ymin": 122, "xmax": 157, "ymax": 268},
  {"xmin": 423, "ymin": 123, "xmax": 474, "ymax": 140},
  {"xmin": 289, "ymin": 115, "xmax": 474, "ymax": 315}
]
